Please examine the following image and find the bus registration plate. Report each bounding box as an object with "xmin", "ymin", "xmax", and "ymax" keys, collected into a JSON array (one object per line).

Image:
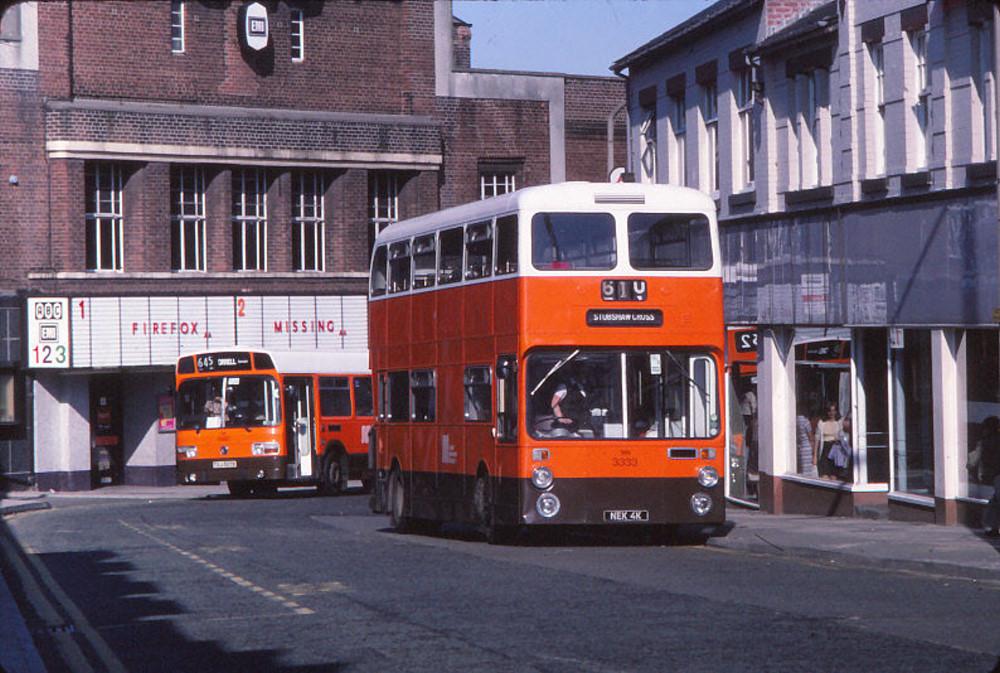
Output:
[
  {"xmin": 212, "ymin": 460, "xmax": 237, "ymax": 469},
  {"xmin": 604, "ymin": 509, "xmax": 649, "ymax": 523}
]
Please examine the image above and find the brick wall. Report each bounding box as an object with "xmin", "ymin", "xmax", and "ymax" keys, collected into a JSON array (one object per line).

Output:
[
  {"xmin": 564, "ymin": 77, "xmax": 628, "ymax": 182},
  {"xmin": 764, "ymin": 0, "xmax": 830, "ymax": 35}
]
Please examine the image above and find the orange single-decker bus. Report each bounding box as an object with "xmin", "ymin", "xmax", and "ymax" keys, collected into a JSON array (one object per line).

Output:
[
  {"xmin": 368, "ymin": 182, "xmax": 725, "ymax": 539},
  {"xmin": 175, "ymin": 349, "xmax": 373, "ymax": 496}
]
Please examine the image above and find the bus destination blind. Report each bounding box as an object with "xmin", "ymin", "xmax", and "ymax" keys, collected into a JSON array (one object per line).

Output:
[
  {"xmin": 586, "ymin": 309, "xmax": 663, "ymax": 327},
  {"xmin": 196, "ymin": 352, "xmax": 252, "ymax": 372}
]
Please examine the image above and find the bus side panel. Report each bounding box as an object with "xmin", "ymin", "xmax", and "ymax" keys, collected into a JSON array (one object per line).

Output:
[{"xmin": 387, "ymin": 295, "xmax": 412, "ymax": 371}]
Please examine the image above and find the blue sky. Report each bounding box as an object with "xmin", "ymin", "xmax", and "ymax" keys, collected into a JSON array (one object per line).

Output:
[{"xmin": 451, "ymin": 1, "xmax": 708, "ymax": 77}]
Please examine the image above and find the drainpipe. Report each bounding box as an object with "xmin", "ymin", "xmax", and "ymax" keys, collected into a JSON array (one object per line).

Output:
[{"xmin": 607, "ymin": 101, "xmax": 626, "ymax": 179}]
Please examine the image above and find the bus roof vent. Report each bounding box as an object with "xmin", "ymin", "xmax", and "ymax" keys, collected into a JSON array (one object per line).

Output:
[{"xmin": 594, "ymin": 193, "xmax": 645, "ymax": 204}]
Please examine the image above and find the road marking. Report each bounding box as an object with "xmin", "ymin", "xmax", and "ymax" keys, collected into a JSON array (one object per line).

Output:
[
  {"xmin": 1, "ymin": 535, "xmax": 127, "ymax": 673},
  {"xmin": 119, "ymin": 520, "xmax": 316, "ymax": 615}
]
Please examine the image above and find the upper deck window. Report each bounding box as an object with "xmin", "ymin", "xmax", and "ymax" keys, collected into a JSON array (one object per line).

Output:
[
  {"xmin": 370, "ymin": 245, "xmax": 387, "ymax": 296},
  {"xmin": 413, "ymin": 234, "xmax": 436, "ymax": 289},
  {"xmin": 465, "ymin": 221, "xmax": 493, "ymax": 280},
  {"xmin": 388, "ymin": 241, "xmax": 411, "ymax": 293},
  {"xmin": 438, "ymin": 227, "xmax": 463, "ymax": 285},
  {"xmin": 531, "ymin": 212, "xmax": 616, "ymax": 271},
  {"xmin": 627, "ymin": 213, "xmax": 712, "ymax": 270},
  {"xmin": 495, "ymin": 214, "xmax": 518, "ymax": 275}
]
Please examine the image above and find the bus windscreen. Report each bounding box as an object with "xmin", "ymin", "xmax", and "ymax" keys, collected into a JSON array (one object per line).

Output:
[
  {"xmin": 531, "ymin": 212, "xmax": 616, "ymax": 270},
  {"xmin": 177, "ymin": 376, "xmax": 281, "ymax": 430}
]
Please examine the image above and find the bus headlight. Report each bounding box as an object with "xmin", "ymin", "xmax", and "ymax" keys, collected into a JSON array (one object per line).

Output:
[
  {"xmin": 697, "ymin": 466, "xmax": 719, "ymax": 488},
  {"xmin": 536, "ymin": 493, "xmax": 561, "ymax": 518},
  {"xmin": 690, "ymin": 493, "xmax": 713, "ymax": 517},
  {"xmin": 177, "ymin": 446, "xmax": 197, "ymax": 458},
  {"xmin": 252, "ymin": 441, "xmax": 281, "ymax": 456},
  {"xmin": 531, "ymin": 466, "xmax": 554, "ymax": 490}
]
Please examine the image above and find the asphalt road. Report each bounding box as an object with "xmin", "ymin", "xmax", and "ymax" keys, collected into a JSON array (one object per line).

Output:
[{"xmin": 5, "ymin": 489, "xmax": 1000, "ymax": 673}]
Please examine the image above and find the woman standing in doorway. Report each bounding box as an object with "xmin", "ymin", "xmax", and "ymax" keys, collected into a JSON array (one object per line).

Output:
[{"xmin": 817, "ymin": 402, "xmax": 841, "ymax": 479}]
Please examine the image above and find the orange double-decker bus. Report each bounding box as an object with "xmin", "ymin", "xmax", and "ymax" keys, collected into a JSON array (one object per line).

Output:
[
  {"xmin": 368, "ymin": 182, "xmax": 725, "ymax": 539},
  {"xmin": 175, "ymin": 349, "xmax": 373, "ymax": 497}
]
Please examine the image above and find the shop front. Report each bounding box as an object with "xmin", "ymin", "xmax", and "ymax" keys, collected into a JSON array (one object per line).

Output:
[{"xmin": 27, "ymin": 294, "xmax": 367, "ymax": 490}]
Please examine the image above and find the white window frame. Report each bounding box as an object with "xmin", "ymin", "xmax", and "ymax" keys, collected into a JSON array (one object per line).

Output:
[
  {"xmin": 290, "ymin": 8, "xmax": 304, "ymax": 62},
  {"xmin": 869, "ymin": 41, "xmax": 887, "ymax": 177},
  {"xmin": 671, "ymin": 93, "xmax": 686, "ymax": 187},
  {"xmin": 292, "ymin": 171, "xmax": 326, "ymax": 271},
  {"xmin": 171, "ymin": 0, "xmax": 185, "ymax": 54},
  {"xmin": 232, "ymin": 169, "xmax": 268, "ymax": 272},
  {"xmin": 85, "ymin": 163, "xmax": 124, "ymax": 272},
  {"xmin": 480, "ymin": 171, "xmax": 516, "ymax": 199},
  {"xmin": 701, "ymin": 82, "xmax": 718, "ymax": 193},
  {"xmin": 796, "ymin": 72, "xmax": 821, "ymax": 189},
  {"xmin": 976, "ymin": 21, "xmax": 997, "ymax": 162},
  {"xmin": 639, "ymin": 105, "xmax": 657, "ymax": 184},
  {"xmin": 369, "ymin": 171, "xmax": 399, "ymax": 250},
  {"xmin": 736, "ymin": 68, "xmax": 755, "ymax": 189},
  {"xmin": 910, "ymin": 29, "xmax": 931, "ymax": 169},
  {"xmin": 171, "ymin": 167, "xmax": 206, "ymax": 272}
]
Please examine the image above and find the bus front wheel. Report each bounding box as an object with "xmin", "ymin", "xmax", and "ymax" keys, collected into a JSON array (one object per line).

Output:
[{"xmin": 388, "ymin": 468, "xmax": 411, "ymax": 533}]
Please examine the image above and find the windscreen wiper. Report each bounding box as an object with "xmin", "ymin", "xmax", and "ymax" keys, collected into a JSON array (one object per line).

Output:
[{"xmin": 530, "ymin": 349, "xmax": 580, "ymax": 397}]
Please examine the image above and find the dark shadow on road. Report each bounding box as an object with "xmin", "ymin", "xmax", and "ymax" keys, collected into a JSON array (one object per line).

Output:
[
  {"xmin": 200, "ymin": 485, "xmax": 369, "ymax": 502},
  {"xmin": 0, "ymin": 517, "xmax": 349, "ymax": 673}
]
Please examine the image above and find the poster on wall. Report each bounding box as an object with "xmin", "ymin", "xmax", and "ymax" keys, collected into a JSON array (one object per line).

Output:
[
  {"xmin": 27, "ymin": 297, "xmax": 70, "ymax": 368},
  {"xmin": 157, "ymin": 393, "xmax": 175, "ymax": 433}
]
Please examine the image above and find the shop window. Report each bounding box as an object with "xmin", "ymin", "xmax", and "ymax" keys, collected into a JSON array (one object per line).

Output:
[
  {"xmin": 0, "ymin": 373, "xmax": 15, "ymax": 424},
  {"xmin": 891, "ymin": 330, "xmax": 934, "ymax": 496},
  {"xmin": 794, "ymin": 336, "xmax": 852, "ymax": 480},
  {"xmin": 319, "ymin": 377, "xmax": 351, "ymax": 417},
  {"xmin": 964, "ymin": 330, "xmax": 999, "ymax": 500},
  {"xmin": 464, "ymin": 366, "xmax": 492, "ymax": 421}
]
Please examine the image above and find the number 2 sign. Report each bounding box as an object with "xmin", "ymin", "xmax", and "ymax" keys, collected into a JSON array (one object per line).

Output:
[{"xmin": 27, "ymin": 298, "xmax": 70, "ymax": 368}]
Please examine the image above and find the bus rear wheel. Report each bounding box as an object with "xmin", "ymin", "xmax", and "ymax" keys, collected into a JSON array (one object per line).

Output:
[{"xmin": 388, "ymin": 468, "xmax": 411, "ymax": 533}]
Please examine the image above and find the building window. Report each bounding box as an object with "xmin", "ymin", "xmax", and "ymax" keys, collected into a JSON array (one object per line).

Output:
[
  {"xmin": 736, "ymin": 68, "xmax": 755, "ymax": 189},
  {"xmin": 0, "ymin": 3, "xmax": 21, "ymax": 41},
  {"xmin": 639, "ymin": 105, "xmax": 657, "ymax": 184},
  {"xmin": 292, "ymin": 171, "xmax": 325, "ymax": 271},
  {"xmin": 85, "ymin": 163, "xmax": 124, "ymax": 272},
  {"xmin": 975, "ymin": 21, "xmax": 997, "ymax": 162},
  {"xmin": 795, "ymin": 71, "xmax": 823, "ymax": 189},
  {"xmin": 869, "ymin": 41, "xmax": 886, "ymax": 176},
  {"xmin": 670, "ymin": 93, "xmax": 686, "ymax": 186},
  {"xmin": 910, "ymin": 29, "xmax": 931, "ymax": 169},
  {"xmin": 290, "ymin": 8, "xmax": 304, "ymax": 62},
  {"xmin": 480, "ymin": 170, "xmax": 516, "ymax": 199},
  {"xmin": 232, "ymin": 169, "xmax": 268, "ymax": 271},
  {"xmin": 701, "ymin": 81, "xmax": 718, "ymax": 193},
  {"xmin": 170, "ymin": 0, "xmax": 184, "ymax": 53},
  {"xmin": 171, "ymin": 167, "xmax": 206, "ymax": 271},
  {"xmin": 368, "ymin": 171, "xmax": 398, "ymax": 251}
]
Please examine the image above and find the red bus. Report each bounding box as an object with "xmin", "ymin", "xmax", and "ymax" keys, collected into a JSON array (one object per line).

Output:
[
  {"xmin": 175, "ymin": 349, "xmax": 373, "ymax": 496},
  {"xmin": 368, "ymin": 182, "xmax": 726, "ymax": 539}
]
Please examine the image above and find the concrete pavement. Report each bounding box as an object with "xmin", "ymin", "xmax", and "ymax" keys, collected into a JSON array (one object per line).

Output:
[{"xmin": 1, "ymin": 488, "xmax": 998, "ymax": 672}]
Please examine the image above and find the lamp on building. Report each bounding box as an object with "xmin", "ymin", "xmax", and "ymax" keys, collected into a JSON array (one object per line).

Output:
[{"xmin": 7, "ymin": 175, "xmax": 17, "ymax": 186}]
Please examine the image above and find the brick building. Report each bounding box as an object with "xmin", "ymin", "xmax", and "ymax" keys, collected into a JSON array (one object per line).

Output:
[
  {"xmin": 614, "ymin": 0, "xmax": 1000, "ymax": 525},
  {"xmin": 0, "ymin": 0, "xmax": 626, "ymax": 490}
]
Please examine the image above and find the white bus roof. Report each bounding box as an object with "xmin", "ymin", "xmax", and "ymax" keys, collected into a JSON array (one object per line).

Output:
[
  {"xmin": 373, "ymin": 181, "xmax": 717, "ymax": 247},
  {"xmin": 179, "ymin": 349, "xmax": 370, "ymax": 375}
]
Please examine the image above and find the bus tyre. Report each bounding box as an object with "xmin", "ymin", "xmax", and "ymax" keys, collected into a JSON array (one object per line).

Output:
[
  {"xmin": 320, "ymin": 451, "xmax": 346, "ymax": 496},
  {"xmin": 227, "ymin": 481, "xmax": 252, "ymax": 498},
  {"xmin": 388, "ymin": 468, "xmax": 411, "ymax": 533},
  {"xmin": 474, "ymin": 473, "xmax": 509, "ymax": 545}
]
